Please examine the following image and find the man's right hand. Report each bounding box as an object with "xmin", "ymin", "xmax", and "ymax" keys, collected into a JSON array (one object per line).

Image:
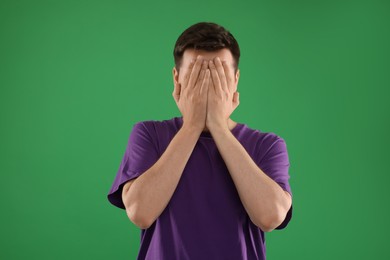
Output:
[{"xmin": 174, "ymin": 55, "xmax": 210, "ymax": 132}]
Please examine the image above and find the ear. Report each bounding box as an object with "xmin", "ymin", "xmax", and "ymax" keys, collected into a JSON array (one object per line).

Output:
[
  {"xmin": 235, "ymin": 69, "xmax": 240, "ymax": 84},
  {"xmin": 172, "ymin": 67, "xmax": 181, "ymax": 103},
  {"xmin": 173, "ymin": 66, "xmax": 179, "ymax": 85},
  {"xmin": 232, "ymin": 68, "xmax": 240, "ymax": 92}
]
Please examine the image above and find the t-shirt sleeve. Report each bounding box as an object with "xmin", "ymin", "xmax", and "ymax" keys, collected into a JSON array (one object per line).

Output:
[
  {"xmin": 107, "ymin": 121, "xmax": 160, "ymax": 210},
  {"xmin": 257, "ymin": 136, "xmax": 293, "ymax": 230}
]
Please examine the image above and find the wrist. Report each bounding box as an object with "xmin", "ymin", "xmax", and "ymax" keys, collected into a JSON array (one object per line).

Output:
[
  {"xmin": 207, "ymin": 120, "xmax": 229, "ymax": 132},
  {"xmin": 181, "ymin": 122, "xmax": 204, "ymax": 135}
]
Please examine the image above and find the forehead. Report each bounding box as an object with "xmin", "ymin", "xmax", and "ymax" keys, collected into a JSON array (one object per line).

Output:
[{"xmin": 182, "ymin": 48, "xmax": 234, "ymax": 65}]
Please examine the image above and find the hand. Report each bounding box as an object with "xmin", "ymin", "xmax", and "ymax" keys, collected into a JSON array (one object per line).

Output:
[
  {"xmin": 172, "ymin": 55, "xmax": 210, "ymax": 132},
  {"xmin": 206, "ymin": 57, "xmax": 240, "ymax": 131}
]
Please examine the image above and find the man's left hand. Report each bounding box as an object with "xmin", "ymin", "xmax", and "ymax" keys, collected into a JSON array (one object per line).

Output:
[{"xmin": 206, "ymin": 57, "xmax": 240, "ymax": 131}]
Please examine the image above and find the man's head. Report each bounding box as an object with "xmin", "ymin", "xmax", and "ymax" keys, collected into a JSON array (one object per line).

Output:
[{"xmin": 173, "ymin": 22, "xmax": 240, "ymax": 91}]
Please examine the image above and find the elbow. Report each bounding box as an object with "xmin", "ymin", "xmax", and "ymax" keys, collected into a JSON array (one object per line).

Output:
[
  {"xmin": 254, "ymin": 219, "xmax": 274, "ymax": 233},
  {"xmin": 126, "ymin": 204, "xmax": 153, "ymax": 229},
  {"xmin": 264, "ymin": 214, "xmax": 285, "ymax": 232},
  {"xmin": 254, "ymin": 216, "xmax": 280, "ymax": 233},
  {"xmin": 254, "ymin": 208, "xmax": 287, "ymax": 233},
  {"xmin": 122, "ymin": 183, "xmax": 153, "ymax": 229}
]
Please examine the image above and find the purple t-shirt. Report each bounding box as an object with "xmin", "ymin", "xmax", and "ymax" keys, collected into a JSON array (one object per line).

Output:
[{"xmin": 107, "ymin": 116, "xmax": 293, "ymax": 260}]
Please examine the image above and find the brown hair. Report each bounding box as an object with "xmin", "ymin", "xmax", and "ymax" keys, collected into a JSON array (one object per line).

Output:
[{"xmin": 173, "ymin": 22, "xmax": 240, "ymax": 72}]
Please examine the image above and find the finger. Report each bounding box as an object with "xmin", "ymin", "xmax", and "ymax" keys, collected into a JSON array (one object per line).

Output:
[
  {"xmin": 222, "ymin": 60, "xmax": 233, "ymax": 94},
  {"xmin": 187, "ymin": 55, "xmax": 204, "ymax": 89},
  {"xmin": 195, "ymin": 60, "xmax": 208, "ymax": 90},
  {"xmin": 183, "ymin": 59, "xmax": 195, "ymax": 90},
  {"xmin": 214, "ymin": 57, "xmax": 228, "ymax": 94},
  {"xmin": 200, "ymin": 69, "xmax": 210, "ymax": 96},
  {"xmin": 209, "ymin": 60, "xmax": 221, "ymax": 95},
  {"xmin": 207, "ymin": 69, "xmax": 214, "ymax": 96}
]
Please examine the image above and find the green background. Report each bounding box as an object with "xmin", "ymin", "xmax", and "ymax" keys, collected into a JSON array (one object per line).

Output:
[{"xmin": 1, "ymin": 0, "xmax": 389, "ymax": 259}]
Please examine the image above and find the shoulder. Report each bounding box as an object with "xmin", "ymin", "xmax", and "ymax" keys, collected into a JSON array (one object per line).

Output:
[
  {"xmin": 240, "ymin": 122, "xmax": 285, "ymax": 147},
  {"xmin": 133, "ymin": 116, "xmax": 180, "ymax": 135},
  {"xmin": 238, "ymin": 122, "xmax": 288, "ymax": 163},
  {"xmin": 130, "ymin": 117, "xmax": 182, "ymax": 152}
]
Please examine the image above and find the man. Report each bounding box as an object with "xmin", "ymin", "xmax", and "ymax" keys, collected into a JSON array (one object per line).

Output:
[{"xmin": 107, "ymin": 22, "xmax": 293, "ymax": 259}]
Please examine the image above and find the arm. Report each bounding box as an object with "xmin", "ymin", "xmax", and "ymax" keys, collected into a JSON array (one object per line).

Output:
[
  {"xmin": 122, "ymin": 124, "xmax": 201, "ymax": 229},
  {"xmin": 206, "ymin": 57, "xmax": 292, "ymax": 232},
  {"xmin": 122, "ymin": 55, "xmax": 210, "ymax": 229},
  {"xmin": 210, "ymin": 127, "xmax": 292, "ymax": 232}
]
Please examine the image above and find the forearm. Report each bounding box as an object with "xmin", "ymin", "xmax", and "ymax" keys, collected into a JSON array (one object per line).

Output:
[
  {"xmin": 210, "ymin": 126, "xmax": 292, "ymax": 232},
  {"xmin": 124, "ymin": 124, "xmax": 201, "ymax": 228}
]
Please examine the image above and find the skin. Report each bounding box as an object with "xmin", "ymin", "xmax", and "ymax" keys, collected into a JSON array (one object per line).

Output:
[
  {"xmin": 172, "ymin": 48, "xmax": 240, "ymax": 133},
  {"xmin": 122, "ymin": 48, "xmax": 292, "ymax": 232}
]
